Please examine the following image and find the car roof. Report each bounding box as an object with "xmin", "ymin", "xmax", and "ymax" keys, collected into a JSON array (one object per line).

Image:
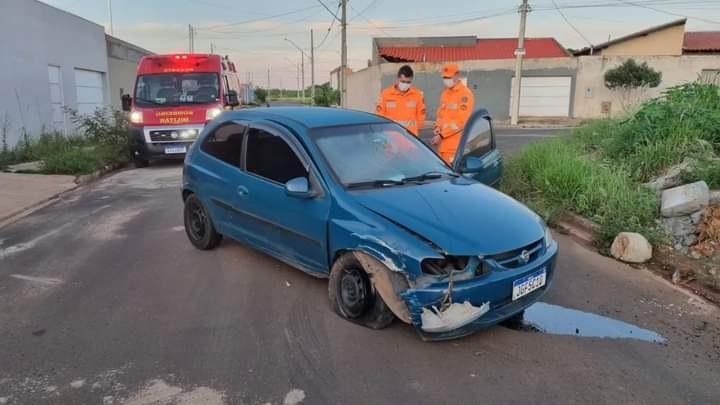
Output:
[{"xmin": 222, "ymin": 107, "xmax": 388, "ymax": 129}]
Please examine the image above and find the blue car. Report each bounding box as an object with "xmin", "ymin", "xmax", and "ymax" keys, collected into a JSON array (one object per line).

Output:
[{"xmin": 182, "ymin": 107, "xmax": 557, "ymax": 340}]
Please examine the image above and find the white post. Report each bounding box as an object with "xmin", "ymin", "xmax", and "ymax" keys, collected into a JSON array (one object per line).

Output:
[{"xmin": 511, "ymin": 0, "xmax": 530, "ymax": 126}]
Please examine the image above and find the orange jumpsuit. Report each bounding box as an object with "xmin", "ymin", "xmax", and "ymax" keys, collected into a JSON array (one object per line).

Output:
[
  {"xmin": 376, "ymin": 85, "xmax": 426, "ymax": 136},
  {"xmin": 435, "ymin": 81, "xmax": 474, "ymax": 163}
]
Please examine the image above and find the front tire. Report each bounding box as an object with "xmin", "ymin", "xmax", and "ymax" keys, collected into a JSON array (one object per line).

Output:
[
  {"xmin": 184, "ymin": 194, "xmax": 222, "ymax": 250},
  {"xmin": 328, "ymin": 253, "xmax": 394, "ymax": 329},
  {"xmin": 133, "ymin": 155, "xmax": 149, "ymax": 168}
]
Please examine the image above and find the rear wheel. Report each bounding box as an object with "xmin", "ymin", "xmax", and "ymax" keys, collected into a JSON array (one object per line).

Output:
[
  {"xmin": 184, "ymin": 194, "xmax": 222, "ymax": 250},
  {"xmin": 328, "ymin": 253, "xmax": 394, "ymax": 329}
]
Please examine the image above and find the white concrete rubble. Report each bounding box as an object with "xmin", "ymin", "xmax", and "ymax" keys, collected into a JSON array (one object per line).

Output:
[
  {"xmin": 661, "ymin": 181, "xmax": 710, "ymax": 218},
  {"xmin": 610, "ymin": 232, "xmax": 653, "ymax": 263},
  {"xmin": 421, "ymin": 301, "xmax": 490, "ymax": 333}
]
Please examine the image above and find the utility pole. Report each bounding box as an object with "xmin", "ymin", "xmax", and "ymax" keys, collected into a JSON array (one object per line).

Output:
[
  {"xmin": 267, "ymin": 67, "xmax": 271, "ymax": 92},
  {"xmin": 301, "ymin": 52, "xmax": 305, "ymax": 102},
  {"xmin": 188, "ymin": 24, "xmax": 195, "ymax": 53},
  {"xmin": 340, "ymin": 0, "xmax": 347, "ymax": 107},
  {"xmin": 106, "ymin": 0, "xmax": 114, "ymax": 35},
  {"xmin": 297, "ymin": 63, "xmax": 300, "ymax": 99},
  {"xmin": 310, "ymin": 29, "xmax": 316, "ymax": 104},
  {"xmin": 510, "ymin": 0, "xmax": 530, "ymax": 126},
  {"xmin": 210, "ymin": 42, "xmax": 214, "ymax": 54}
]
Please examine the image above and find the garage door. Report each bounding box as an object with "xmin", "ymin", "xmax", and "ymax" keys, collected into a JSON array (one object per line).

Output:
[
  {"xmin": 510, "ymin": 76, "xmax": 572, "ymax": 117},
  {"xmin": 74, "ymin": 69, "xmax": 105, "ymax": 115}
]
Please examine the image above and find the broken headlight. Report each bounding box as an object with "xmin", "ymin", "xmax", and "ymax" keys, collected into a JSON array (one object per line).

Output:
[{"xmin": 421, "ymin": 256, "xmax": 489, "ymax": 278}]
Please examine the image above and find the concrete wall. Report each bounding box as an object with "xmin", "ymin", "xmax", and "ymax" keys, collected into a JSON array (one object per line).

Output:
[
  {"xmin": 346, "ymin": 54, "xmax": 720, "ymax": 121},
  {"xmin": 601, "ymin": 24, "xmax": 684, "ymax": 56},
  {"xmin": 0, "ymin": 0, "xmax": 109, "ymax": 146},
  {"xmin": 347, "ymin": 58, "xmax": 577, "ymax": 121},
  {"xmin": 574, "ymin": 55, "xmax": 720, "ymax": 118},
  {"xmin": 107, "ymin": 36, "xmax": 152, "ymax": 111}
]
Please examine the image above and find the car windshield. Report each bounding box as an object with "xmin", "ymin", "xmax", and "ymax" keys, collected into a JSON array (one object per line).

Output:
[
  {"xmin": 313, "ymin": 123, "xmax": 454, "ymax": 188},
  {"xmin": 134, "ymin": 73, "xmax": 219, "ymax": 107}
]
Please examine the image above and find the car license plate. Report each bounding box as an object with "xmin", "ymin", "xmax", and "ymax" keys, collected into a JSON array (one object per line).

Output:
[
  {"xmin": 164, "ymin": 145, "xmax": 187, "ymax": 154},
  {"xmin": 512, "ymin": 268, "xmax": 546, "ymax": 301}
]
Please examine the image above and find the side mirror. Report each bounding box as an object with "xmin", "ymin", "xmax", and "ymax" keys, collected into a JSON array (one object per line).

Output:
[
  {"xmin": 225, "ymin": 90, "xmax": 240, "ymax": 107},
  {"xmin": 285, "ymin": 177, "xmax": 314, "ymax": 198},
  {"xmin": 121, "ymin": 94, "xmax": 132, "ymax": 112}
]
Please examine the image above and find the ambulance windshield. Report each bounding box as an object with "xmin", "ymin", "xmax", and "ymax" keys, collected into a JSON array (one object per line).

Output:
[{"xmin": 134, "ymin": 73, "xmax": 220, "ymax": 107}]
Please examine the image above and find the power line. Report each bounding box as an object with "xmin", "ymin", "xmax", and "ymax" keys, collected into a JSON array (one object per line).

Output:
[
  {"xmin": 551, "ymin": 0, "xmax": 594, "ymax": 48},
  {"xmin": 614, "ymin": 0, "xmax": 720, "ymax": 24},
  {"xmin": 198, "ymin": 5, "xmax": 321, "ymax": 31},
  {"xmin": 316, "ymin": 2, "xmax": 342, "ymax": 49},
  {"xmin": 316, "ymin": 0, "xmax": 340, "ymax": 21},
  {"xmin": 348, "ymin": 1, "xmax": 390, "ymax": 37}
]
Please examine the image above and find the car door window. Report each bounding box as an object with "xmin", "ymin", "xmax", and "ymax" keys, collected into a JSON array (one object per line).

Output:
[
  {"xmin": 462, "ymin": 117, "xmax": 492, "ymax": 158},
  {"xmin": 246, "ymin": 128, "xmax": 308, "ymax": 184},
  {"xmin": 201, "ymin": 123, "xmax": 246, "ymax": 167}
]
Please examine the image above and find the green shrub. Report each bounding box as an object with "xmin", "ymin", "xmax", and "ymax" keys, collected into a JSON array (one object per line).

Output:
[
  {"xmin": 604, "ymin": 59, "xmax": 662, "ymax": 90},
  {"xmin": 254, "ymin": 88, "xmax": 268, "ymax": 104},
  {"xmin": 682, "ymin": 158, "xmax": 720, "ymax": 188},
  {"xmin": 502, "ymin": 138, "xmax": 661, "ymax": 247},
  {"xmin": 41, "ymin": 147, "xmax": 100, "ymax": 175}
]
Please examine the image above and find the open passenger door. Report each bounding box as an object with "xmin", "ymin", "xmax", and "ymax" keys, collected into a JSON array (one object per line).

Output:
[{"xmin": 451, "ymin": 108, "xmax": 503, "ymax": 187}]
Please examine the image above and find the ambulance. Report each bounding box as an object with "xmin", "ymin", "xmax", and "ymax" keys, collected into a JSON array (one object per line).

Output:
[{"xmin": 122, "ymin": 54, "xmax": 242, "ymax": 167}]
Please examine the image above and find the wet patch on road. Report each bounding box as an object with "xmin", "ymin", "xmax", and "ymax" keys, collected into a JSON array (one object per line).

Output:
[{"xmin": 506, "ymin": 302, "xmax": 666, "ymax": 343}]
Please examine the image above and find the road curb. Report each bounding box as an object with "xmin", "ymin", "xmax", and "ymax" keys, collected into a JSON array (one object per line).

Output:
[
  {"xmin": 0, "ymin": 162, "xmax": 127, "ymax": 229},
  {"xmin": 554, "ymin": 212, "xmax": 599, "ymax": 247},
  {"xmin": 553, "ymin": 211, "xmax": 720, "ymax": 306}
]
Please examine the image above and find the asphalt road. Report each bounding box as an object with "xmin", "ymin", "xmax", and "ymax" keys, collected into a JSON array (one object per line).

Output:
[
  {"xmin": 419, "ymin": 127, "xmax": 568, "ymax": 156},
  {"xmin": 1, "ymin": 165, "xmax": 719, "ymax": 404}
]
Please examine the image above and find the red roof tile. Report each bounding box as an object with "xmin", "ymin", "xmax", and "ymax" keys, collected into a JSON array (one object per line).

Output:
[
  {"xmin": 684, "ymin": 31, "xmax": 720, "ymax": 52},
  {"xmin": 378, "ymin": 38, "xmax": 568, "ymax": 62}
]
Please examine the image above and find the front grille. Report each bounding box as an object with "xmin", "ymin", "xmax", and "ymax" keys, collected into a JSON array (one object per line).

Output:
[
  {"xmin": 149, "ymin": 129, "xmax": 198, "ymax": 142},
  {"xmin": 490, "ymin": 239, "xmax": 544, "ymax": 269}
]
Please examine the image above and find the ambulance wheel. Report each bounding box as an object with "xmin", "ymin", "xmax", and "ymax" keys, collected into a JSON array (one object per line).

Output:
[
  {"xmin": 328, "ymin": 253, "xmax": 394, "ymax": 330},
  {"xmin": 133, "ymin": 155, "xmax": 149, "ymax": 168}
]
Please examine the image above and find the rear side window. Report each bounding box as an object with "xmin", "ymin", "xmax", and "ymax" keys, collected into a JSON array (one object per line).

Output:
[
  {"xmin": 246, "ymin": 128, "xmax": 307, "ymax": 184},
  {"xmin": 201, "ymin": 123, "xmax": 246, "ymax": 167}
]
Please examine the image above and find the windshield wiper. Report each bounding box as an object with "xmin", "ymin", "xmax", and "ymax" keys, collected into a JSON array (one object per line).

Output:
[
  {"xmin": 134, "ymin": 98, "xmax": 164, "ymax": 106},
  {"xmin": 346, "ymin": 179, "xmax": 406, "ymax": 189},
  {"xmin": 401, "ymin": 171, "xmax": 459, "ymax": 183}
]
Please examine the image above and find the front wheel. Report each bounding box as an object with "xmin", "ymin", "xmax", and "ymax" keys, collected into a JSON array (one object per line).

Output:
[
  {"xmin": 133, "ymin": 155, "xmax": 149, "ymax": 168},
  {"xmin": 184, "ymin": 194, "xmax": 222, "ymax": 250},
  {"xmin": 328, "ymin": 253, "xmax": 394, "ymax": 329}
]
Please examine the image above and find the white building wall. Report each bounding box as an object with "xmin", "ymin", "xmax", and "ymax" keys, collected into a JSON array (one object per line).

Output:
[
  {"xmin": 0, "ymin": 0, "xmax": 109, "ymax": 146},
  {"xmin": 574, "ymin": 55, "xmax": 720, "ymax": 118}
]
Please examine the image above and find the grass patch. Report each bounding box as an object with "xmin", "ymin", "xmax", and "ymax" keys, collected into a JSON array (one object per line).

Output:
[
  {"xmin": 503, "ymin": 82, "xmax": 720, "ymax": 247},
  {"xmin": 0, "ymin": 108, "xmax": 129, "ymax": 175}
]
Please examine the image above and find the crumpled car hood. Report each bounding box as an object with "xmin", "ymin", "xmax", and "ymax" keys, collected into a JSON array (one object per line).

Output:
[{"xmin": 352, "ymin": 178, "xmax": 544, "ymax": 256}]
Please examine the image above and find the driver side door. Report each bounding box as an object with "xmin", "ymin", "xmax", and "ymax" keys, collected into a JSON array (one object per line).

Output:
[{"xmin": 452, "ymin": 109, "xmax": 503, "ymax": 187}]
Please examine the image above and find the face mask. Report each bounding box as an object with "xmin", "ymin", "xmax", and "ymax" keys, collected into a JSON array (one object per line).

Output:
[
  {"xmin": 397, "ymin": 82, "xmax": 411, "ymax": 92},
  {"xmin": 443, "ymin": 78, "xmax": 455, "ymax": 88}
]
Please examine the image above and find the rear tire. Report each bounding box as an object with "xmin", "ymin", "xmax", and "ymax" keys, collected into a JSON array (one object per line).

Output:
[
  {"xmin": 184, "ymin": 194, "xmax": 222, "ymax": 250},
  {"xmin": 328, "ymin": 253, "xmax": 394, "ymax": 329}
]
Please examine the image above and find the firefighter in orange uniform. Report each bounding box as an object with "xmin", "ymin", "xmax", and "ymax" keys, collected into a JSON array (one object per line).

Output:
[
  {"xmin": 375, "ymin": 65, "xmax": 426, "ymax": 137},
  {"xmin": 432, "ymin": 63, "xmax": 474, "ymax": 164}
]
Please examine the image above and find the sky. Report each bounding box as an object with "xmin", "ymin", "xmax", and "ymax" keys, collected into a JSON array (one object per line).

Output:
[{"xmin": 41, "ymin": 0, "xmax": 720, "ymax": 89}]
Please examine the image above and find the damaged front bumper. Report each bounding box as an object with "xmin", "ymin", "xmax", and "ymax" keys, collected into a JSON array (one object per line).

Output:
[{"xmin": 401, "ymin": 242, "xmax": 558, "ymax": 341}]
